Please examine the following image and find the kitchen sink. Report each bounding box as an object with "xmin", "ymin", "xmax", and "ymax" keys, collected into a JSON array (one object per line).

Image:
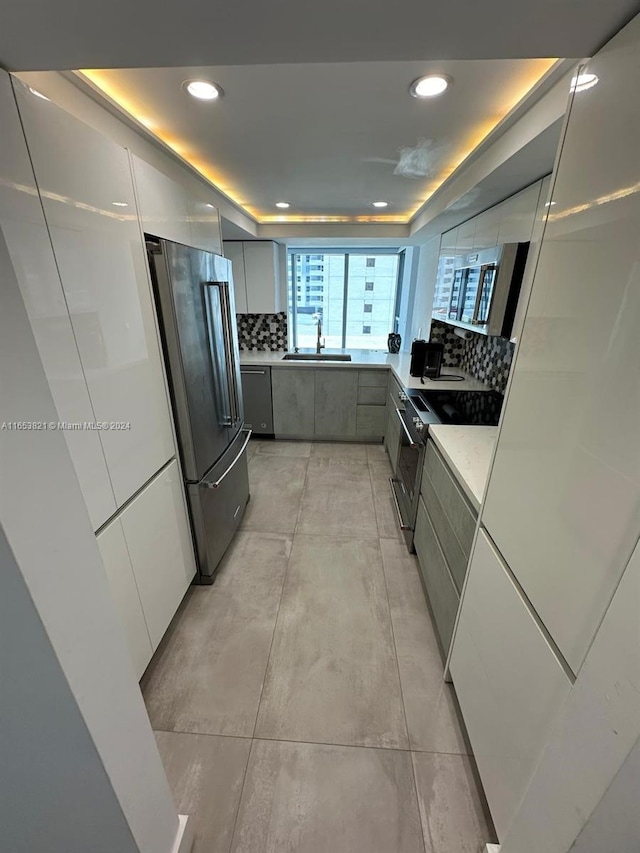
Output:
[{"xmin": 282, "ymin": 353, "xmax": 352, "ymax": 362}]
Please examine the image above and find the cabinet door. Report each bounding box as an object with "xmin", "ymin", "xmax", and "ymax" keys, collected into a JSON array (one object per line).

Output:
[
  {"xmin": 483, "ymin": 45, "xmax": 640, "ymax": 673},
  {"xmin": 497, "ymin": 182, "xmax": 540, "ymax": 244},
  {"xmin": 16, "ymin": 93, "xmax": 176, "ymax": 508},
  {"xmin": 131, "ymin": 155, "xmax": 191, "ymax": 245},
  {"xmin": 272, "ymin": 368, "xmax": 315, "ymax": 436},
  {"xmin": 314, "ymin": 369, "xmax": 358, "ymax": 437},
  {"xmin": 120, "ymin": 460, "xmax": 196, "ymax": 649},
  {"xmin": 187, "ymin": 190, "xmax": 222, "ymax": 254},
  {"xmin": 456, "ymin": 218, "xmax": 476, "ymax": 256},
  {"xmin": 450, "ymin": 529, "xmax": 571, "ymax": 839},
  {"xmin": 243, "ymin": 241, "xmax": 279, "ymax": 313},
  {"xmin": 3, "ymin": 77, "xmax": 116, "ymax": 530},
  {"xmin": 225, "ymin": 242, "xmax": 248, "ymax": 313},
  {"xmin": 473, "ymin": 203, "xmax": 502, "ymax": 250},
  {"xmin": 96, "ymin": 518, "xmax": 153, "ymax": 679}
]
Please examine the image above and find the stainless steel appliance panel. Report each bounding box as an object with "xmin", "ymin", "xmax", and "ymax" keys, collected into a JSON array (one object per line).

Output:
[
  {"xmin": 187, "ymin": 428, "xmax": 251, "ymax": 583},
  {"xmin": 240, "ymin": 366, "xmax": 273, "ymax": 434},
  {"xmin": 149, "ymin": 241, "xmax": 240, "ymax": 481}
]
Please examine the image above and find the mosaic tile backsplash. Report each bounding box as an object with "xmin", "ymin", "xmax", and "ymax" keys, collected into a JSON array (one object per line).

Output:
[
  {"xmin": 236, "ymin": 312, "xmax": 288, "ymax": 351},
  {"xmin": 429, "ymin": 320, "xmax": 515, "ymax": 394}
]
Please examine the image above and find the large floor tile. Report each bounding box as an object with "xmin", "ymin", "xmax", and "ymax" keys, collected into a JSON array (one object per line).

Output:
[
  {"xmin": 254, "ymin": 439, "xmax": 312, "ymax": 457},
  {"xmin": 142, "ymin": 532, "xmax": 291, "ymax": 737},
  {"xmin": 155, "ymin": 731, "xmax": 251, "ymax": 853},
  {"xmin": 413, "ymin": 752, "xmax": 495, "ymax": 853},
  {"xmin": 255, "ymin": 535, "xmax": 408, "ymax": 749},
  {"xmin": 309, "ymin": 441, "xmax": 368, "ymax": 461},
  {"xmin": 366, "ymin": 442, "xmax": 390, "ymax": 463},
  {"xmin": 297, "ymin": 475, "xmax": 378, "ymax": 537},
  {"xmin": 380, "ymin": 538, "xmax": 470, "ymax": 754},
  {"xmin": 231, "ymin": 740, "xmax": 425, "ymax": 853},
  {"xmin": 241, "ymin": 455, "xmax": 308, "ymax": 534}
]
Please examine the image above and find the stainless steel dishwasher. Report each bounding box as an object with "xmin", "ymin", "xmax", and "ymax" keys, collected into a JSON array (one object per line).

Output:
[{"xmin": 240, "ymin": 366, "xmax": 274, "ymax": 435}]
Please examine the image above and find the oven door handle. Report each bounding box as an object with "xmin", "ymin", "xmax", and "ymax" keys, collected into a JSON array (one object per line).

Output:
[
  {"xmin": 395, "ymin": 407, "xmax": 421, "ymax": 448},
  {"xmin": 389, "ymin": 478, "xmax": 412, "ymax": 531}
]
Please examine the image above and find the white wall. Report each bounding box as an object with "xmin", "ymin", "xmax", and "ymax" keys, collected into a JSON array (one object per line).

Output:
[{"xmin": 0, "ymin": 221, "xmax": 179, "ymax": 850}]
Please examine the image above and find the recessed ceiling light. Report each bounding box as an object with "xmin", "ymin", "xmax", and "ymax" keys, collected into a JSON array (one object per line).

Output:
[
  {"xmin": 409, "ymin": 74, "xmax": 451, "ymax": 99},
  {"xmin": 28, "ymin": 87, "xmax": 50, "ymax": 101},
  {"xmin": 570, "ymin": 73, "xmax": 598, "ymax": 93},
  {"xmin": 372, "ymin": 201, "xmax": 389, "ymax": 208},
  {"xmin": 275, "ymin": 201, "xmax": 291, "ymax": 209},
  {"xmin": 183, "ymin": 80, "xmax": 223, "ymax": 101},
  {"xmin": 544, "ymin": 201, "xmax": 557, "ymax": 207},
  {"xmin": 112, "ymin": 201, "xmax": 128, "ymax": 207}
]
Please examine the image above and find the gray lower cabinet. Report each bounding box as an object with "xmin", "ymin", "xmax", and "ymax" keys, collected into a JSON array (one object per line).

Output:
[
  {"xmin": 240, "ymin": 365, "xmax": 273, "ymax": 434},
  {"xmin": 314, "ymin": 369, "xmax": 358, "ymax": 437},
  {"xmin": 414, "ymin": 439, "xmax": 479, "ymax": 657},
  {"xmin": 271, "ymin": 368, "xmax": 315, "ymax": 436}
]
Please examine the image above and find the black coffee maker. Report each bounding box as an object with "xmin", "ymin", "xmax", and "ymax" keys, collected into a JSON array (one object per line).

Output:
[{"xmin": 410, "ymin": 340, "xmax": 444, "ymax": 378}]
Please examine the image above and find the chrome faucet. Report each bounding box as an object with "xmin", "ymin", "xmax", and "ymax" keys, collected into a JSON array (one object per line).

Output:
[{"xmin": 316, "ymin": 316, "xmax": 325, "ymax": 354}]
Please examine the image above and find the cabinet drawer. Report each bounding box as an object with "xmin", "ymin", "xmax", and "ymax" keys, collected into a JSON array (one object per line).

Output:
[
  {"xmin": 356, "ymin": 405, "xmax": 386, "ymax": 437},
  {"xmin": 357, "ymin": 385, "xmax": 386, "ymax": 405},
  {"xmin": 358, "ymin": 369, "xmax": 388, "ymax": 387},
  {"xmin": 421, "ymin": 474, "xmax": 470, "ymax": 594},
  {"xmin": 423, "ymin": 441, "xmax": 476, "ymax": 556},
  {"xmin": 414, "ymin": 496, "xmax": 460, "ymax": 656},
  {"xmin": 450, "ymin": 529, "xmax": 571, "ymax": 839}
]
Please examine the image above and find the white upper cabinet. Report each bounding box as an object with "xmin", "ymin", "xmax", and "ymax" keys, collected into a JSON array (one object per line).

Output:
[
  {"xmin": 510, "ymin": 175, "xmax": 552, "ymax": 344},
  {"xmin": 473, "ymin": 203, "xmax": 502, "ymax": 250},
  {"xmin": 456, "ymin": 217, "xmax": 477, "ymax": 256},
  {"xmin": 2, "ymin": 76, "xmax": 116, "ymax": 530},
  {"xmin": 225, "ymin": 241, "xmax": 282, "ymax": 313},
  {"xmin": 131, "ymin": 155, "xmax": 191, "ymax": 245},
  {"xmin": 224, "ymin": 240, "xmax": 248, "ymax": 312},
  {"xmin": 482, "ymin": 33, "xmax": 640, "ymax": 673},
  {"xmin": 187, "ymin": 185, "xmax": 223, "ymax": 254},
  {"xmin": 15, "ymin": 88, "xmax": 175, "ymax": 508},
  {"xmin": 497, "ymin": 181, "xmax": 540, "ymax": 244}
]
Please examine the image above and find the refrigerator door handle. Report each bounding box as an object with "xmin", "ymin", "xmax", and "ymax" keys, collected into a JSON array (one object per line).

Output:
[
  {"xmin": 202, "ymin": 282, "xmax": 233, "ymax": 426},
  {"xmin": 201, "ymin": 428, "xmax": 252, "ymax": 489},
  {"xmin": 205, "ymin": 281, "xmax": 240, "ymax": 427}
]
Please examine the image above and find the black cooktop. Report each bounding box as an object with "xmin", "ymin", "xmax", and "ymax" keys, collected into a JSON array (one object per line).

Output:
[{"xmin": 408, "ymin": 388, "xmax": 503, "ymax": 426}]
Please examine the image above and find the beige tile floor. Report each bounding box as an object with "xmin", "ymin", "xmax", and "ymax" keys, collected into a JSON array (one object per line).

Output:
[{"xmin": 142, "ymin": 439, "xmax": 495, "ymax": 853}]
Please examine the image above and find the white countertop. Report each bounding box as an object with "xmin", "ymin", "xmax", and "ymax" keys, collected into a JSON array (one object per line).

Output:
[
  {"xmin": 427, "ymin": 425, "xmax": 498, "ymax": 510},
  {"xmin": 239, "ymin": 349, "xmax": 488, "ymax": 393}
]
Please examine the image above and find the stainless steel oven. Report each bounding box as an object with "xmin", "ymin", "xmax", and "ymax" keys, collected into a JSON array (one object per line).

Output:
[{"xmin": 390, "ymin": 391, "xmax": 428, "ymax": 551}]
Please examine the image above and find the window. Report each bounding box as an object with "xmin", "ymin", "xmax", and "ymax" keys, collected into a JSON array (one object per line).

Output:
[{"xmin": 288, "ymin": 251, "xmax": 400, "ymax": 350}]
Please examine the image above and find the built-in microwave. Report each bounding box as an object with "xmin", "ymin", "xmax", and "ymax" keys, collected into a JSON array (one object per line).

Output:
[{"xmin": 441, "ymin": 242, "xmax": 529, "ymax": 338}]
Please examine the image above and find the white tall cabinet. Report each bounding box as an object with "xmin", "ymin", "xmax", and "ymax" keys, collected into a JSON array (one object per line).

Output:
[
  {"xmin": 0, "ymin": 76, "xmax": 117, "ymax": 530},
  {"xmin": 15, "ymin": 85, "xmax": 175, "ymax": 510},
  {"xmin": 451, "ymin": 16, "xmax": 640, "ymax": 845}
]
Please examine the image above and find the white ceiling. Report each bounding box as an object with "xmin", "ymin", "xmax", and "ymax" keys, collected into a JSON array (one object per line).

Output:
[
  {"xmin": 0, "ymin": 0, "xmax": 637, "ymax": 70},
  {"xmin": 78, "ymin": 59, "xmax": 557, "ymax": 223}
]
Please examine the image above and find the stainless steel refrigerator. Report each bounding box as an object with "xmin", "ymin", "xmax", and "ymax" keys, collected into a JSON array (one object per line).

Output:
[{"xmin": 147, "ymin": 237, "xmax": 250, "ymax": 584}]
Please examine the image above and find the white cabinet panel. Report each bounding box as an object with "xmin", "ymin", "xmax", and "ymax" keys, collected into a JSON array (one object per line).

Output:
[
  {"xmin": 456, "ymin": 218, "xmax": 476, "ymax": 256},
  {"xmin": 120, "ymin": 460, "xmax": 196, "ymax": 649},
  {"xmin": 96, "ymin": 519, "xmax": 153, "ymax": 679},
  {"xmin": 3, "ymin": 77, "xmax": 116, "ymax": 530},
  {"xmin": 187, "ymin": 188, "xmax": 222, "ymax": 254},
  {"xmin": 243, "ymin": 241, "xmax": 281, "ymax": 313},
  {"xmin": 131, "ymin": 155, "xmax": 191, "ymax": 245},
  {"xmin": 473, "ymin": 203, "xmax": 502, "ymax": 250},
  {"xmin": 482, "ymin": 40, "xmax": 640, "ymax": 672},
  {"xmin": 16, "ymin": 91, "xmax": 175, "ymax": 507},
  {"xmin": 224, "ymin": 241, "xmax": 248, "ymax": 312},
  {"xmin": 497, "ymin": 182, "xmax": 540, "ymax": 244},
  {"xmin": 450, "ymin": 529, "xmax": 571, "ymax": 840}
]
